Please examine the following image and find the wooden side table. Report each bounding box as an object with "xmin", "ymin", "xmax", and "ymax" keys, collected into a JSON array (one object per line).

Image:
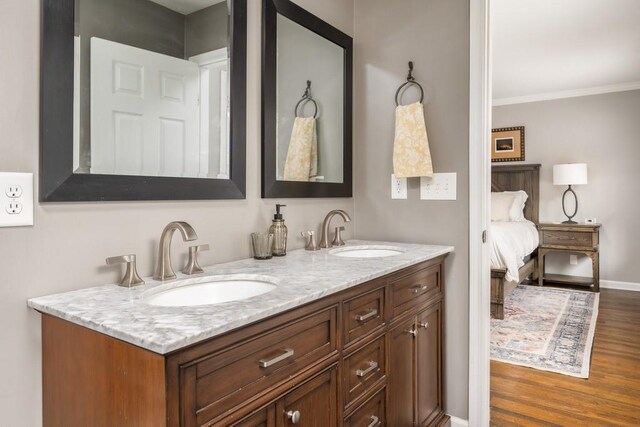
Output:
[{"xmin": 537, "ymin": 223, "xmax": 601, "ymax": 292}]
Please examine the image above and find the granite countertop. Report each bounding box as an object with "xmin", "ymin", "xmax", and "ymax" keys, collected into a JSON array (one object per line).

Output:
[{"xmin": 28, "ymin": 240, "xmax": 453, "ymax": 354}]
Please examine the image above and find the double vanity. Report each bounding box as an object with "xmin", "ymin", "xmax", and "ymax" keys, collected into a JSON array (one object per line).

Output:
[
  {"xmin": 29, "ymin": 241, "xmax": 452, "ymax": 426},
  {"xmin": 34, "ymin": 0, "xmax": 453, "ymax": 424}
]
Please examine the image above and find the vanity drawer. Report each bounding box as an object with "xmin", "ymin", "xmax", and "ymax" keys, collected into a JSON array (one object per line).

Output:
[
  {"xmin": 343, "ymin": 335, "xmax": 386, "ymax": 408},
  {"xmin": 390, "ymin": 264, "xmax": 440, "ymax": 318},
  {"xmin": 192, "ymin": 306, "xmax": 337, "ymax": 424},
  {"xmin": 344, "ymin": 388, "xmax": 386, "ymax": 427},
  {"xmin": 343, "ymin": 286, "xmax": 385, "ymax": 346}
]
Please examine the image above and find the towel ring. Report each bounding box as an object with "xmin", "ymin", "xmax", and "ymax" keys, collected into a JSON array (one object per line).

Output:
[
  {"xmin": 395, "ymin": 61, "xmax": 425, "ymax": 106},
  {"xmin": 295, "ymin": 80, "xmax": 318, "ymax": 118}
]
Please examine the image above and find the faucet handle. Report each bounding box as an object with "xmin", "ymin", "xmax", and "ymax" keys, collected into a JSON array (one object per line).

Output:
[
  {"xmin": 300, "ymin": 231, "xmax": 320, "ymax": 251},
  {"xmin": 182, "ymin": 244, "xmax": 209, "ymax": 275},
  {"xmin": 106, "ymin": 254, "xmax": 145, "ymax": 288},
  {"xmin": 332, "ymin": 226, "xmax": 346, "ymax": 247}
]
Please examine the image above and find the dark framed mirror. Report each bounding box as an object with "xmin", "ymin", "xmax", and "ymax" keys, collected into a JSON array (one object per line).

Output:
[
  {"xmin": 261, "ymin": 0, "xmax": 353, "ymax": 198},
  {"xmin": 41, "ymin": 0, "xmax": 247, "ymax": 201}
]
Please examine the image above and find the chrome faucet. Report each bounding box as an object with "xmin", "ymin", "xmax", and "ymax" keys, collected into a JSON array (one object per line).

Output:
[
  {"xmin": 154, "ymin": 221, "xmax": 198, "ymax": 281},
  {"xmin": 320, "ymin": 210, "xmax": 351, "ymax": 248}
]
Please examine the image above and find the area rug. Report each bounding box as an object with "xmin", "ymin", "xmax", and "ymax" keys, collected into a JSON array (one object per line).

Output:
[{"xmin": 490, "ymin": 285, "xmax": 599, "ymax": 378}]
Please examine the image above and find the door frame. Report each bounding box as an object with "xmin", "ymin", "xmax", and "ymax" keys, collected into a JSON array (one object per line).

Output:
[{"xmin": 468, "ymin": 0, "xmax": 491, "ymax": 425}]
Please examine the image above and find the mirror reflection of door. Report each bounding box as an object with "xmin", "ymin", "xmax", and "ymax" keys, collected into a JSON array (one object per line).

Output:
[
  {"xmin": 73, "ymin": 0, "xmax": 231, "ymax": 179},
  {"xmin": 275, "ymin": 14, "xmax": 345, "ymax": 184}
]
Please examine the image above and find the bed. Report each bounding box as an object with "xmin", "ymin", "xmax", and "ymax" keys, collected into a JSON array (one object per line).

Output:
[{"xmin": 491, "ymin": 164, "xmax": 541, "ymax": 319}]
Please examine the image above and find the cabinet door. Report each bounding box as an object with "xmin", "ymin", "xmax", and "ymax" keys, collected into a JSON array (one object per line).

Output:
[
  {"xmin": 230, "ymin": 405, "xmax": 276, "ymax": 427},
  {"xmin": 388, "ymin": 317, "xmax": 417, "ymax": 427},
  {"xmin": 417, "ymin": 302, "xmax": 443, "ymax": 426},
  {"xmin": 276, "ymin": 367, "xmax": 337, "ymax": 427}
]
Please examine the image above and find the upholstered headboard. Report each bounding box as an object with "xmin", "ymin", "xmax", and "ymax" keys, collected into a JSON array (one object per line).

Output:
[{"xmin": 491, "ymin": 164, "xmax": 541, "ymax": 224}]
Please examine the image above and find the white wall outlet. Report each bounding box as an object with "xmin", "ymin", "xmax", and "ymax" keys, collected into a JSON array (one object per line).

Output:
[
  {"xmin": 391, "ymin": 174, "xmax": 407, "ymax": 200},
  {"xmin": 569, "ymin": 254, "xmax": 578, "ymax": 265},
  {"xmin": 0, "ymin": 172, "xmax": 34, "ymax": 227},
  {"xmin": 420, "ymin": 172, "xmax": 457, "ymax": 200},
  {"xmin": 6, "ymin": 185, "xmax": 22, "ymax": 198},
  {"xmin": 6, "ymin": 200, "xmax": 23, "ymax": 214}
]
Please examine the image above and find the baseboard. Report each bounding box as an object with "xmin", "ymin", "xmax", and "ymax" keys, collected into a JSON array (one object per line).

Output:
[
  {"xmin": 600, "ymin": 280, "xmax": 640, "ymax": 292},
  {"xmin": 449, "ymin": 415, "xmax": 469, "ymax": 427}
]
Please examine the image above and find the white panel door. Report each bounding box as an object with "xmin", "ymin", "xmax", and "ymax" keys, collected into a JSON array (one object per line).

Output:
[{"xmin": 90, "ymin": 37, "xmax": 201, "ymax": 177}]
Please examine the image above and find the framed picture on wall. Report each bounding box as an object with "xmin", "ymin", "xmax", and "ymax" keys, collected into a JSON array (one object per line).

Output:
[{"xmin": 491, "ymin": 126, "xmax": 525, "ymax": 162}]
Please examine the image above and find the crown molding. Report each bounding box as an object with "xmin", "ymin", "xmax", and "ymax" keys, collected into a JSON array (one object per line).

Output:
[{"xmin": 493, "ymin": 81, "xmax": 640, "ymax": 106}]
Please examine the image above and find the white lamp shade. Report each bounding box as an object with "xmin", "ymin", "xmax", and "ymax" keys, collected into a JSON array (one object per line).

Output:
[{"xmin": 553, "ymin": 163, "xmax": 588, "ymax": 186}]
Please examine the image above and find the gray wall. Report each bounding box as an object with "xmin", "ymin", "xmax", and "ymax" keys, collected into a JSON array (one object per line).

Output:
[
  {"xmin": 276, "ymin": 15, "xmax": 345, "ymax": 183},
  {"xmin": 353, "ymin": 0, "xmax": 470, "ymax": 420},
  {"xmin": 493, "ymin": 90, "xmax": 640, "ymax": 283},
  {"xmin": 0, "ymin": 0, "xmax": 353, "ymax": 424},
  {"xmin": 185, "ymin": 2, "xmax": 229, "ymax": 58}
]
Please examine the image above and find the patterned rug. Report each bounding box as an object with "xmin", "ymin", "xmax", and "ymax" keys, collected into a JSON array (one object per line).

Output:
[{"xmin": 491, "ymin": 285, "xmax": 599, "ymax": 378}]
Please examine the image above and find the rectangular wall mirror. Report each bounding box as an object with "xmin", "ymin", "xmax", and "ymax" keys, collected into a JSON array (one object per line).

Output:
[
  {"xmin": 41, "ymin": 0, "xmax": 247, "ymax": 201},
  {"xmin": 262, "ymin": 0, "xmax": 353, "ymax": 198}
]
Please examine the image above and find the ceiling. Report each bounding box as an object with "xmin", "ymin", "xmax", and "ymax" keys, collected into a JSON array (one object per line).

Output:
[
  {"xmin": 148, "ymin": 0, "xmax": 225, "ymax": 15},
  {"xmin": 492, "ymin": 0, "xmax": 640, "ymax": 103}
]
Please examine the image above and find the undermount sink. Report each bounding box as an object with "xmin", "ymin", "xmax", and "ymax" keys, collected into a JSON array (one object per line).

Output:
[
  {"xmin": 143, "ymin": 276, "xmax": 277, "ymax": 307},
  {"xmin": 329, "ymin": 245, "xmax": 404, "ymax": 258}
]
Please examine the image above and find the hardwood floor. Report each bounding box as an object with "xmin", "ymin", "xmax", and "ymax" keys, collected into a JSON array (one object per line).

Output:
[{"xmin": 490, "ymin": 288, "xmax": 640, "ymax": 426}]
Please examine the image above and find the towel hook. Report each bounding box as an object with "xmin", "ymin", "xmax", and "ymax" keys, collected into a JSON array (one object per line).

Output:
[
  {"xmin": 395, "ymin": 61, "xmax": 425, "ymax": 106},
  {"xmin": 294, "ymin": 80, "xmax": 318, "ymax": 118},
  {"xmin": 407, "ymin": 61, "xmax": 415, "ymax": 81}
]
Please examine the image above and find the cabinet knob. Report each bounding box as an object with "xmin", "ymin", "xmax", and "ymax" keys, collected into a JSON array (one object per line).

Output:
[
  {"xmin": 420, "ymin": 322, "xmax": 430, "ymax": 329},
  {"xmin": 406, "ymin": 328, "xmax": 418, "ymax": 338},
  {"xmin": 367, "ymin": 415, "xmax": 381, "ymax": 427},
  {"xmin": 286, "ymin": 410, "xmax": 301, "ymax": 424}
]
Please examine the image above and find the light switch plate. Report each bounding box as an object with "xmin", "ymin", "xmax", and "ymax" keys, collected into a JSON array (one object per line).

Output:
[
  {"xmin": 0, "ymin": 172, "xmax": 34, "ymax": 227},
  {"xmin": 391, "ymin": 174, "xmax": 407, "ymax": 199},
  {"xmin": 420, "ymin": 173, "xmax": 457, "ymax": 200}
]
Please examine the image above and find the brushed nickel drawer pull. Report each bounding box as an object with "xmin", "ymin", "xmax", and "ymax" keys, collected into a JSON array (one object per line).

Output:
[
  {"xmin": 411, "ymin": 284, "xmax": 428, "ymax": 294},
  {"xmin": 355, "ymin": 360, "xmax": 379, "ymax": 377},
  {"xmin": 259, "ymin": 348, "xmax": 294, "ymax": 368},
  {"xmin": 406, "ymin": 328, "xmax": 418, "ymax": 337},
  {"xmin": 420, "ymin": 322, "xmax": 430, "ymax": 329},
  {"xmin": 367, "ymin": 415, "xmax": 381, "ymax": 427},
  {"xmin": 355, "ymin": 309, "xmax": 378, "ymax": 322},
  {"xmin": 286, "ymin": 409, "xmax": 301, "ymax": 424}
]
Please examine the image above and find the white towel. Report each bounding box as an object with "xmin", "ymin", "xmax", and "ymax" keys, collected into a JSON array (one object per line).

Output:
[
  {"xmin": 393, "ymin": 102, "xmax": 433, "ymax": 178},
  {"xmin": 283, "ymin": 117, "xmax": 318, "ymax": 181}
]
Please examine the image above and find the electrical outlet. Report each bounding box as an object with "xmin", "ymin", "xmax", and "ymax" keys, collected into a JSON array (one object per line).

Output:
[
  {"xmin": 0, "ymin": 172, "xmax": 34, "ymax": 227},
  {"xmin": 420, "ymin": 173, "xmax": 457, "ymax": 200},
  {"xmin": 6, "ymin": 201, "xmax": 23, "ymax": 214},
  {"xmin": 391, "ymin": 174, "xmax": 407, "ymax": 199},
  {"xmin": 6, "ymin": 185, "xmax": 22, "ymax": 198},
  {"xmin": 570, "ymin": 254, "xmax": 578, "ymax": 265}
]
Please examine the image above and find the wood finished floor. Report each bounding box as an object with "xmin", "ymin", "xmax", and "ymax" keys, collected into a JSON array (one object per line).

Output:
[{"xmin": 490, "ymin": 288, "xmax": 640, "ymax": 426}]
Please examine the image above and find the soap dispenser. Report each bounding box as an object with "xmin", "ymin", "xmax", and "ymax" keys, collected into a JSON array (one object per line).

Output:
[{"xmin": 269, "ymin": 204, "xmax": 288, "ymax": 256}]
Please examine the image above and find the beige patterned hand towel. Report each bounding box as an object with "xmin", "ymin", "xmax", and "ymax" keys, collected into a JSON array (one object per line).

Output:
[
  {"xmin": 393, "ymin": 102, "xmax": 433, "ymax": 178},
  {"xmin": 284, "ymin": 117, "xmax": 318, "ymax": 181}
]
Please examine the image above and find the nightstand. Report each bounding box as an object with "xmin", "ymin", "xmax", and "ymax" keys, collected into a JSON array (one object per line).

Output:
[{"xmin": 537, "ymin": 223, "xmax": 601, "ymax": 292}]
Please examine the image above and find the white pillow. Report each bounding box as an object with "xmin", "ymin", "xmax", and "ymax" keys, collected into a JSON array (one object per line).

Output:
[
  {"xmin": 491, "ymin": 192, "xmax": 517, "ymax": 221},
  {"xmin": 491, "ymin": 191, "xmax": 529, "ymax": 222},
  {"xmin": 505, "ymin": 190, "xmax": 529, "ymax": 221},
  {"xmin": 505, "ymin": 190, "xmax": 528, "ymax": 222}
]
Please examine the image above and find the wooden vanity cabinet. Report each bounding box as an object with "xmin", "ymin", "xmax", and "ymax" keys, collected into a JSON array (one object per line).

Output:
[
  {"xmin": 40, "ymin": 255, "xmax": 448, "ymax": 427},
  {"xmin": 230, "ymin": 367, "xmax": 337, "ymax": 427},
  {"xmin": 388, "ymin": 302, "xmax": 444, "ymax": 427}
]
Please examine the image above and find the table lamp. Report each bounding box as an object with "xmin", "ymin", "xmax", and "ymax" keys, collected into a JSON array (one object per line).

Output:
[{"xmin": 553, "ymin": 163, "xmax": 588, "ymax": 224}]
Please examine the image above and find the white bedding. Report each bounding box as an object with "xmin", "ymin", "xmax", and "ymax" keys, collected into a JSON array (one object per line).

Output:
[{"xmin": 490, "ymin": 220, "xmax": 539, "ymax": 282}]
